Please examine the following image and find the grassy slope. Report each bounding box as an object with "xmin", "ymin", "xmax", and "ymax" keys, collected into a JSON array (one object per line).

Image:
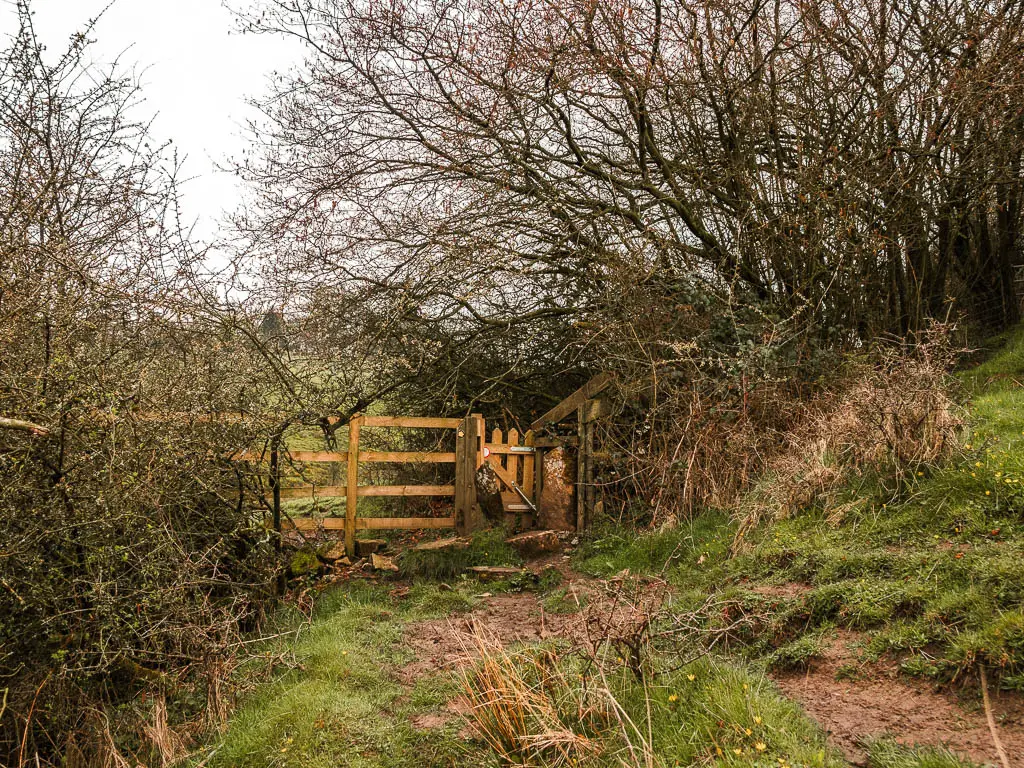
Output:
[
  {"xmin": 570, "ymin": 329, "xmax": 1024, "ymax": 766},
  {"xmin": 725, "ymin": 328, "xmax": 1024, "ymax": 686},
  {"xmin": 203, "ymin": 332, "xmax": 1024, "ymax": 768}
]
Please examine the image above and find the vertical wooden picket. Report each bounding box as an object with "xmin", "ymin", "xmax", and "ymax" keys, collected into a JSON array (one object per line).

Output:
[
  {"xmin": 508, "ymin": 428, "xmax": 520, "ymax": 486},
  {"xmin": 474, "ymin": 414, "xmax": 485, "ymax": 469},
  {"xmin": 491, "ymin": 428, "xmax": 504, "ymax": 472},
  {"xmin": 345, "ymin": 414, "xmax": 363, "ymax": 557},
  {"xmin": 523, "ymin": 429, "xmax": 535, "ymax": 501},
  {"xmin": 456, "ymin": 415, "xmax": 482, "ymax": 534}
]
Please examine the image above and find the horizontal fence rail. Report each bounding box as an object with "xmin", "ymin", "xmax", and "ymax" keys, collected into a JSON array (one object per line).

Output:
[
  {"xmin": 237, "ymin": 450, "xmax": 456, "ymax": 464},
  {"xmin": 277, "ymin": 485, "xmax": 455, "ymax": 500},
  {"xmin": 236, "ymin": 413, "xmax": 484, "ymax": 556},
  {"xmin": 281, "ymin": 516, "xmax": 457, "ymax": 531}
]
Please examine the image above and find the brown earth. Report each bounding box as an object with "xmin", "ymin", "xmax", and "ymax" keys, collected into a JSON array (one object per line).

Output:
[
  {"xmin": 394, "ymin": 567, "xmax": 1024, "ymax": 766},
  {"xmin": 398, "ymin": 573, "xmax": 594, "ymax": 732},
  {"xmin": 398, "ymin": 584, "xmax": 591, "ymax": 684},
  {"xmin": 773, "ymin": 629, "xmax": 1024, "ymax": 766}
]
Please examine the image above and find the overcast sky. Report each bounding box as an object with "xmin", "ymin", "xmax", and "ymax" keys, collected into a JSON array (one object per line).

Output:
[{"xmin": 0, "ymin": 0, "xmax": 303, "ymax": 242}]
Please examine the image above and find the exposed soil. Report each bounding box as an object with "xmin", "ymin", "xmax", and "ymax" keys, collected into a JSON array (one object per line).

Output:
[
  {"xmin": 773, "ymin": 630, "xmax": 1024, "ymax": 766},
  {"xmin": 397, "ymin": 573, "xmax": 591, "ymax": 735},
  {"xmin": 396, "ymin": 564, "xmax": 1024, "ymax": 766},
  {"xmin": 398, "ymin": 590, "xmax": 578, "ymax": 683}
]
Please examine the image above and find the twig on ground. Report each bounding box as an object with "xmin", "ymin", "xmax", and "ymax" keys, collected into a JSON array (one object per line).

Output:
[{"xmin": 980, "ymin": 665, "xmax": 1012, "ymax": 768}]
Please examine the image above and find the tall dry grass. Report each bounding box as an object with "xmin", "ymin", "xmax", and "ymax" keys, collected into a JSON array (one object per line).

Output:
[
  {"xmin": 461, "ymin": 625, "xmax": 680, "ymax": 768},
  {"xmin": 732, "ymin": 329, "xmax": 962, "ymax": 545},
  {"xmin": 459, "ymin": 628, "xmax": 608, "ymax": 767},
  {"xmin": 596, "ymin": 323, "xmax": 962, "ymax": 533}
]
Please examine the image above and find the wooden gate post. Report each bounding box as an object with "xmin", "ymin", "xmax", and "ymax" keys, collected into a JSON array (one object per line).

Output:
[
  {"xmin": 270, "ymin": 434, "xmax": 286, "ymax": 595},
  {"xmin": 455, "ymin": 415, "xmax": 482, "ymax": 535},
  {"xmin": 576, "ymin": 400, "xmax": 598, "ymax": 532},
  {"xmin": 345, "ymin": 413, "xmax": 363, "ymax": 558}
]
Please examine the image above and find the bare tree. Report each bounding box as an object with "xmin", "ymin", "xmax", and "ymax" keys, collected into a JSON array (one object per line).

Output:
[
  {"xmin": 237, "ymin": 0, "xmax": 1024, "ymax": 349},
  {"xmin": 0, "ymin": 7, "xmax": 278, "ymax": 763}
]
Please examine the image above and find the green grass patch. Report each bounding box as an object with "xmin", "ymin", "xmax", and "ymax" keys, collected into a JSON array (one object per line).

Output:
[
  {"xmin": 199, "ymin": 581, "xmax": 484, "ymax": 768},
  {"xmin": 573, "ymin": 510, "xmax": 734, "ymax": 588},
  {"xmin": 766, "ymin": 628, "xmax": 830, "ymax": 671},
  {"xmin": 541, "ymin": 585, "xmax": 586, "ymax": 614},
  {"xmin": 866, "ymin": 737, "xmax": 980, "ymax": 768},
  {"xmin": 398, "ymin": 526, "xmax": 522, "ymax": 580}
]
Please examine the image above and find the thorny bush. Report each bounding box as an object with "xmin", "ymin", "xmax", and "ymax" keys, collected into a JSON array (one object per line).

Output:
[
  {"xmin": 0, "ymin": 12, "xmax": 277, "ymax": 766},
  {"xmin": 587, "ymin": 272, "xmax": 963, "ymax": 530}
]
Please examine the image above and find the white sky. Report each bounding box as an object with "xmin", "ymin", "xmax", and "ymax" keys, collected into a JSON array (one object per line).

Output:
[{"xmin": 0, "ymin": 0, "xmax": 304, "ymax": 242}]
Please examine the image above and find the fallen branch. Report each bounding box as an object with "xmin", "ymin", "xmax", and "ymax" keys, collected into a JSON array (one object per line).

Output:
[
  {"xmin": 980, "ymin": 665, "xmax": 1011, "ymax": 768},
  {"xmin": 0, "ymin": 416, "xmax": 49, "ymax": 436}
]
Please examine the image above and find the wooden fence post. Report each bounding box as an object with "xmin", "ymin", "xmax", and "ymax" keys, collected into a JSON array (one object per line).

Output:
[
  {"xmin": 270, "ymin": 434, "xmax": 285, "ymax": 595},
  {"xmin": 523, "ymin": 429, "xmax": 535, "ymax": 503},
  {"xmin": 455, "ymin": 415, "xmax": 481, "ymax": 535},
  {"xmin": 576, "ymin": 401, "xmax": 598, "ymax": 532},
  {"xmin": 345, "ymin": 413, "xmax": 363, "ymax": 558}
]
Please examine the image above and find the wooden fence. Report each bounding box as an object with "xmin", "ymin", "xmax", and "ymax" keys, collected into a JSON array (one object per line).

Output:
[
  {"xmin": 240, "ymin": 414, "xmax": 486, "ymax": 557},
  {"xmin": 237, "ymin": 410, "xmax": 604, "ymax": 558}
]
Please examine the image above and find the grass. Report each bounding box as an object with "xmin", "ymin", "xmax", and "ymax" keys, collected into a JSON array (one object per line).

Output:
[
  {"xmin": 723, "ymin": 412, "xmax": 1024, "ymax": 688},
  {"xmin": 866, "ymin": 737, "xmax": 980, "ymax": 768},
  {"xmin": 568, "ymin": 329, "xmax": 1024, "ymax": 693},
  {"xmin": 574, "ymin": 509, "xmax": 734, "ymax": 588},
  {"xmin": 397, "ymin": 526, "xmax": 523, "ymax": 580},
  {"xmin": 208, "ymin": 330, "xmax": 1024, "ymax": 768},
  {"xmin": 197, "ymin": 581, "xmax": 484, "ymax": 768},
  {"xmin": 461, "ymin": 639, "xmax": 844, "ymax": 768}
]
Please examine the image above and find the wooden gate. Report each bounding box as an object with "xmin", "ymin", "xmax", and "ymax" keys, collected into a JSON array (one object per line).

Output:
[
  {"xmin": 484, "ymin": 427, "xmax": 538, "ymax": 520},
  {"xmin": 242, "ymin": 414, "xmax": 487, "ymax": 557}
]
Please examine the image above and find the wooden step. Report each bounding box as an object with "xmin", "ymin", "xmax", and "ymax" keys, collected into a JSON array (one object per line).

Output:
[{"xmin": 501, "ymin": 491, "xmax": 533, "ymax": 512}]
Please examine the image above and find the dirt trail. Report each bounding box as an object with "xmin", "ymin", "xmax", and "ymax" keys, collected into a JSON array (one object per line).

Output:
[
  {"xmin": 397, "ymin": 562, "xmax": 598, "ymax": 731},
  {"xmin": 773, "ymin": 629, "xmax": 1024, "ymax": 765},
  {"xmin": 395, "ymin": 564, "xmax": 1024, "ymax": 765},
  {"xmin": 399, "ymin": 570, "xmax": 597, "ymax": 684}
]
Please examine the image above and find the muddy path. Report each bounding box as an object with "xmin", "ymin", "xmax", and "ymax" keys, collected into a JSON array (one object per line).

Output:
[
  {"xmin": 391, "ymin": 564, "xmax": 1024, "ymax": 766},
  {"xmin": 772, "ymin": 630, "xmax": 1024, "ymax": 766}
]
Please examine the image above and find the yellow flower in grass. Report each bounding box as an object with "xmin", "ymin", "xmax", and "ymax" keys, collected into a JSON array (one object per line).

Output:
[
  {"xmin": 754, "ymin": 716, "xmax": 762, "ymax": 724},
  {"xmin": 734, "ymin": 748, "xmax": 743, "ymax": 755},
  {"xmin": 687, "ymin": 674, "xmax": 695, "ymax": 681},
  {"xmin": 745, "ymin": 728, "xmax": 753, "ymax": 736},
  {"xmin": 986, "ymin": 490, "xmax": 992, "ymax": 496},
  {"xmin": 668, "ymin": 694, "xmax": 678, "ymax": 703},
  {"xmin": 756, "ymin": 742, "xmax": 767, "ymax": 752}
]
